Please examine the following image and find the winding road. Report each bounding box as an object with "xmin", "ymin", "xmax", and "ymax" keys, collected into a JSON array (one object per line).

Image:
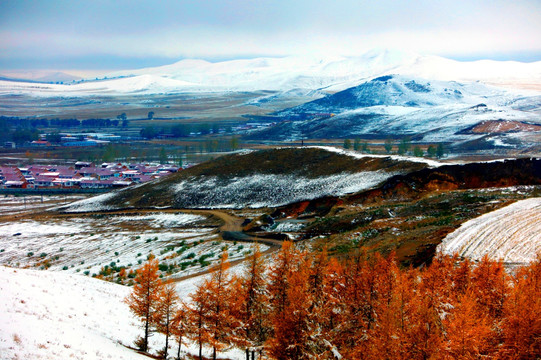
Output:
[{"xmin": 11, "ymin": 206, "xmax": 284, "ymax": 282}]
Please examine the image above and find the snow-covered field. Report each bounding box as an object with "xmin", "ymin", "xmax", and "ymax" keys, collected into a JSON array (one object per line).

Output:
[
  {"xmin": 0, "ymin": 265, "xmax": 245, "ymax": 360},
  {"xmin": 0, "ymin": 195, "xmax": 88, "ymax": 215},
  {"xmin": 437, "ymin": 198, "xmax": 541, "ymax": 264},
  {"xmin": 0, "ymin": 212, "xmax": 265, "ymax": 280}
]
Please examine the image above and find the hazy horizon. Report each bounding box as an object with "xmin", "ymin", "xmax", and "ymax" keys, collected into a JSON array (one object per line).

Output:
[{"xmin": 1, "ymin": 0, "xmax": 540, "ymax": 77}]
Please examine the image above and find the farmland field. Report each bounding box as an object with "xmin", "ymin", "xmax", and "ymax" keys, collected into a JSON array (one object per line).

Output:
[{"xmin": 437, "ymin": 197, "xmax": 541, "ymax": 264}]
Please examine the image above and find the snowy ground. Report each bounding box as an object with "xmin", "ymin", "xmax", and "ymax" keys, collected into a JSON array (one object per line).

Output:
[
  {"xmin": 0, "ymin": 265, "xmax": 246, "ymax": 360},
  {"xmin": 0, "ymin": 212, "xmax": 266, "ymax": 281},
  {"xmin": 314, "ymin": 146, "xmax": 444, "ymax": 167},
  {"xmin": 437, "ymin": 197, "xmax": 541, "ymax": 264},
  {"xmin": 0, "ymin": 195, "xmax": 88, "ymax": 216},
  {"xmin": 174, "ymin": 170, "xmax": 399, "ymax": 209}
]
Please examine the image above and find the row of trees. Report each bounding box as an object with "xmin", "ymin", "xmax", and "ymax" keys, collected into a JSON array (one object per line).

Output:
[
  {"xmin": 126, "ymin": 244, "xmax": 540, "ymax": 360},
  {"xmin": 0, "ymin": 115, "xmax": 130, "ymax": 130},
  {"xmin": 344, "ymin": 137, "xmax": 446, "ymax": 158}
]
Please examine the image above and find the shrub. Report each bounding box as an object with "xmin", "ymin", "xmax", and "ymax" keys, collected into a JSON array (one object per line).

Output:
[
  {"xmin": 134, "ymin": 336, "xmax": 147, "ymax": 351},
  {"xmin": 114, "ymin": 251, "xmax": 119, "ymax": 256},
  {"xmin": 40, "ymin": 252, "xmax": 47, "ymax": 258},
  {"xmin": 27, "ymin": 252, "xmax": 34, "ymax": 257},
  {"xmin": 62, "ymin": 266, "xmax": 68, "ymax": 270},
  {"xmin": 158, "ymin": 263, "xmax": 168, "ymax": 272}
]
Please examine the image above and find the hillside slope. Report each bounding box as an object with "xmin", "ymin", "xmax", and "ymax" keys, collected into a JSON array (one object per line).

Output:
[
  {"xmin": 0, "ymin": 265, "xmax": 243, "ymax": 359},
  {"xmin": 437, "ymin": 198, "xmax": 541, "ymax": 264},
  {"xmin": 62, "ymin": 147, "xmax": 433, "ymax": 212},
  {"xmin": 251, "ymin": 75, "xmax": 541, "ymax": 145}
]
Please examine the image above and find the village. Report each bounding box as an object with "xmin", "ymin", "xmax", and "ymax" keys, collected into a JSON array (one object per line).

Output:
[{"xmin": 0, "ymin": 161, "xmax": 179, "ymax": 190}]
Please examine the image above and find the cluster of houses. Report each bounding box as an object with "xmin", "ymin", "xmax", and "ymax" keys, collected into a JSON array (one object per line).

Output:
[{"xmin": 0, "ymin": 161, "xmax": 179, "ymax": 190}]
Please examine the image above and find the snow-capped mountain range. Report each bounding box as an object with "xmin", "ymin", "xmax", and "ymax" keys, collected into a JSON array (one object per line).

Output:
[
  {"xmin": 259, "ymin": 74, "xmax": 541, "ymax": 143},
  {"xmin": 1, "ymin": 50, "xmax": 540, "ymax": 96}
]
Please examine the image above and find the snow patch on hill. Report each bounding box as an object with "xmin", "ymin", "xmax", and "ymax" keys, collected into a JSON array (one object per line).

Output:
[
  {"xmin": 437, "ymin": 197, "xmax": 541, "ymax": 264},
  {"xmin": 58, "ymin": 191, "xmax": 119, "ymax": 212},
  {"xmin": 314, "ymin": 146, "xmax": 444, "ymax": 167},
  {"xmin": 173, "ymin": 171, "xmax": 395, "ymax": 209}
]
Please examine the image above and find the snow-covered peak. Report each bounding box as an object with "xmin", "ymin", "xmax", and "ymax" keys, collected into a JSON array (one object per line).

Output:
[{"xmin": 2, "ymin": 49, "xmax": 540, "ymax": 96}]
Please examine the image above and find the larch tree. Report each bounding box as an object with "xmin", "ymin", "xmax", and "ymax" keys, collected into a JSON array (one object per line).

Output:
[
  {"xmin": 171, "ymin": 302, "xmax": 189, "ymax": 360},
  {"xmin": 362, "ymin": 254, "xmax": 406, "ymax": 360},
  {"xmin": 234, "ymin": 244, "xmax": 271, "ymax": 360},
  {"xmin": 206, "ymin": 251, "xmax": 237, "ymax": 360},
  {"xmin": 187, "ymin": 251, "xmax": 236, "ymax": 360},
  {"xmin": 154, "ymin": 279, "xmax": 179, "ymax": 359},
  {"xmin": 318, "ymin": 256, "xmax": 345, "ymax": 357},
  {"xmin": 442, "ymin": 289, "xmax": 493, "ymax": 359},
  {"xmin": 500, "ymin": 256, "xmax": 541, "ymax": 359},
  {"xmin": 124, "ymin": 258, "xmax": 163, "ymax": 352},
  {"xmin": 187, "ymin": 278, "xmax": 213, "ymax": 360},
  {"xmin": 267, "ymin": 251, "xmax": 313, "ymax": 360}
]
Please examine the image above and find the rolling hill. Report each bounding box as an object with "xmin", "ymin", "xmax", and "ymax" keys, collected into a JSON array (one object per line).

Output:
[
  {"xmin": 61, "ymin": 147, "xmax": 435, "ymax": 212},
  {"xmin": 250, "ymin": 75, "xmax": 541, "ymax": 147}
]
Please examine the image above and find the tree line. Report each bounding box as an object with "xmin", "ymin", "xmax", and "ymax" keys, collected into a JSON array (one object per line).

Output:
[
  {"xmin": 343, "ymin": 137, "xmax": 446, "ymax": 158},
  {"xmin": 126, "ymin": 243, "xmax": 540, "ymax": 360},
  {"xmin": 0, "ymin": 115, "xmax": 129, "ymax": 129}
]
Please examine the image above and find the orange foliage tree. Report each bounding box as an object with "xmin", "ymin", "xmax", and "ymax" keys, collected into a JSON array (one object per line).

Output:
[
  {"xmin": 500, "ymin": 256, "xmax": 541, "ymax": 359},
  {"xmin": 124, "ymin": 258, "xmax": 163, "ymax": 352},
  {"xmin": 154, "ymin": 279, "xmax": 179, "ymax": 359},
  {"xmin": 232, "ymin": 244, "xmax": 271, "ymax": 360},
  {"xmin": 171, "ymin": 302, "xmax": 189, "ymax": 360},
  {"xmin": 205, "ymin": 251, "xmax": 238, "ymax": 360},
  {"xmin": 125, "ymin": 241, "xmax": 541, "ymax": 360},
  {"xmin": 187, "ymin": 278, "xmax": 213, "ymax": 360}
]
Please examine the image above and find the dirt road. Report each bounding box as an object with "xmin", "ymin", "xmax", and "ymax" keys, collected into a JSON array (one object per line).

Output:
[{"xmin": 10, "ymin": 207, "xmax": 283, "ymax": 283}]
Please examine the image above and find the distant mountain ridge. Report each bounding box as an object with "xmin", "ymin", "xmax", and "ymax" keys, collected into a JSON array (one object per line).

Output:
[
  {"xmin": 1, "ymin": 50, "xmax": 540, "ymax": 96},
  {"xmin": 248, "ymin": 74, "xmax": 541, "ymax": 147}
]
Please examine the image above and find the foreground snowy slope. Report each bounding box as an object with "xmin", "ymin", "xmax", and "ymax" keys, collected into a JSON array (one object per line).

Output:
[
  {"xmin": 0, "ymin": 266, "xmax": 242, "ymax": 360},
  {"xmin": 0, "ymin": 266, "xmax": 149, "ymax": 360},
  {"xmin": 437, "ymin": 197, "xmax": 541, "ymax": 264}
]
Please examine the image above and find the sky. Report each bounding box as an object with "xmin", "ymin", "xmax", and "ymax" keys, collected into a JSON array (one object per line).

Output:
[{"xmin": 0, "ymin": 0, "xmax": 540, "ymax": 73}]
